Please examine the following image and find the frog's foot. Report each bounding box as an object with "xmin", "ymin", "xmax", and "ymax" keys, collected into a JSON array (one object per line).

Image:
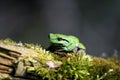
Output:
[
  {"xmin": 77, "ymin": 49, "xmax": 86, "ymax": 55},
  {"xmin": 73, "ymin": 47, "xmax": 86, "ymax": 55}
]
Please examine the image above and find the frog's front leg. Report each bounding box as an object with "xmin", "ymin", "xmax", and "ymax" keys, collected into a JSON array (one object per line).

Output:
[{"xmin": 73, "ymin": 46, "xmax": 86, "ymax": 54}]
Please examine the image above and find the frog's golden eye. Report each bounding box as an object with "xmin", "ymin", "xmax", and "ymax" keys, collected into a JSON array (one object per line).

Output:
[{"xmin": 57, "ymin": 37, "xmax": 69, "ymax": 42}]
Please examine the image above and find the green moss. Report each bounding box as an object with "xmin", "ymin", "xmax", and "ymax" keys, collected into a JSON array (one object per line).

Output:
[
  {"xmin": 26, "ymin": 54, "xmax": 93, "ymax": 80},
  {"xmin": 90, "ymin": 57, "xmax": 120, "ymax": 80},
  {"xmin": 55, "ymin": 54, "xmax": 92, "ymax": 80},
  {"xmin": 0, "ymin": 38, "xmax": 17, "ymax": 45},
  {"xmin": 24, "ymin": 48, "xmax": 120, "ymax": 80}
]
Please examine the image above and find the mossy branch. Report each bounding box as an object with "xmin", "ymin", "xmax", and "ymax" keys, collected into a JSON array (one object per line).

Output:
[{"xmin": 0, "ymin": 39, "xmax": 119, "ymax": 80}]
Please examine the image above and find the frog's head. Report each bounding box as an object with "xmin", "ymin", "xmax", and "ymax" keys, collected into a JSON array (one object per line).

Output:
[{"xmin": 48, "ymin": 33, "xmax": 70, "ymax": 47}]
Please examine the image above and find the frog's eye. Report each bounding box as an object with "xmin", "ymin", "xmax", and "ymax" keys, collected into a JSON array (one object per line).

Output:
[
  {"xmin": 57, "ymin": 37, "xmax": 69, "ymax": 42},
  {"xmin": 57, "ymin": 37, "xmax": 63, "ymax": 41}
]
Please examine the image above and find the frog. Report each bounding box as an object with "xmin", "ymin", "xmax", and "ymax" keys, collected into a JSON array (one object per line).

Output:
[{"xmin": 47, "ymin": 33, "xmax": 86, "ymax": 54}]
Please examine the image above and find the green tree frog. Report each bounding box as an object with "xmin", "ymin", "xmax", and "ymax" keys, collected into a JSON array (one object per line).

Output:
[{"xmin": 48, "ymin": 33, "xmax": 86, "ymax": 54}]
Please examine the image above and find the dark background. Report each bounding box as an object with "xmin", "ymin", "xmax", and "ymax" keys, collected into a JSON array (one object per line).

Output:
[{"xmin": 0, "ymin": 0, "xmax": 120, "ymax": 57}]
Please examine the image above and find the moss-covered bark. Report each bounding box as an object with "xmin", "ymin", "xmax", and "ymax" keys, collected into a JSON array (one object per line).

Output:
[{"xmin": 0, "ymin": 39, "xmax": 119, "ymax": 80}]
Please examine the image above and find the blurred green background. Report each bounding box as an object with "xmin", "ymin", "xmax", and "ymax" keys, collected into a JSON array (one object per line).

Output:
[{"xmin": 0, "ymin": 0, "xmax": 120, "ymax": 57}]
